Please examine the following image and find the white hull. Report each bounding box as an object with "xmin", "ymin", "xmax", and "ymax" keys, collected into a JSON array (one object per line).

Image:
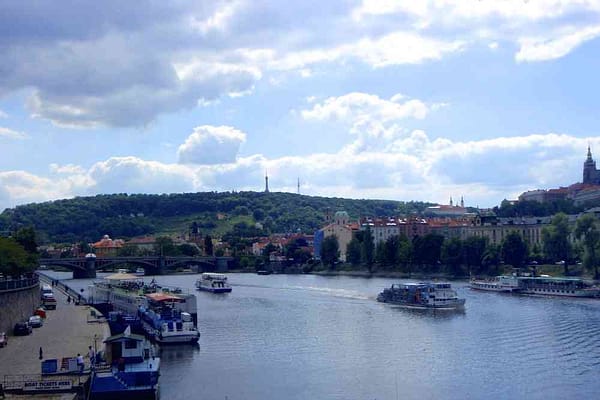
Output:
[
  {"xmin": 470, "ymin": 282, "xmax": 520, "ymax": 293},
  {"xmin": 520, "ymin": 288, "xmax": 600, "ymax": 297}
]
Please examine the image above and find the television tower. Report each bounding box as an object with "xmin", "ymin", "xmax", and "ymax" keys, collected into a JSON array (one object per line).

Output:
[
  {"xmin": 297, "ymin": 177, "xmax": 300, "ymax": 194},
  {"xmin": 265, "ymin": 171, "xmax": 269, "ymax": 193}
]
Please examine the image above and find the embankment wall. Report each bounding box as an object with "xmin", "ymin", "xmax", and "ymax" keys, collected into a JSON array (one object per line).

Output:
[{"xmin": 0, "ymin": 283, "xmax": 39, "ymax": 333}]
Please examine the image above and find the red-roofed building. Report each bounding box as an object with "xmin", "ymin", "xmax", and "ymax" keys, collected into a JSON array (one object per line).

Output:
[{"xmin": 92, "ymin": 234, "xmax": 125, "ymax": 257}]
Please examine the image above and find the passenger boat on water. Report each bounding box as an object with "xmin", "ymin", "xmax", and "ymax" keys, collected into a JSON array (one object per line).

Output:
[
  {"xmin": 88, "ymin": 274, "xmax": 200, "ymax": 344},
  {"xmin": 139, "ymin": 292, "xmax": 200, "ymax": 344},
  {"xmin": 90, "ymin": 328, "xmax": 160, "ymax": 400},
  {"xmin": 469, "ymin": 275, "xmax": 521, "ymax": 293},
  {"xmin": 470, "ymin": 273, "xmax": 600, "ymax": 297},
  {"xmin": 195, "ymin": 272, "xmax": 232, "ymax": 293},
  {"xmin": 377, "ymin": 282, "xmax": 465, "ymax": 309}
]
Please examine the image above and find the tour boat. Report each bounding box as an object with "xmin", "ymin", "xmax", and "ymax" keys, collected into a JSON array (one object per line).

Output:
[
  {"xmin": 88, "ymin": 275, "xmax": 200, "ymax": 344},
  {"xmin": 134, "ymin": 268, "xmax": 145, "ymax": 276},
  {"xmin": 377, "ymin": 282, "xmax": 465, "ymax": 309},
  {"xmin": 139, "ymin": 292, "xmax": 200, "ymax": 344},
  {"xmin": 90, "ymin": 329, "xmax": 160, "ymax": 400},
  {"xmin": 470, "ymin": 274, "xmax": 599, "ymax": 297},
  {"xmin": 469, "ymin": 275, "xmax": 521, "ymax": 293},
  {"xmin": 195, "ymin": 272, "xmax": 232, "ymax": 293},
  {"xmin": 514, "ymin": 276, "xmax": 599, "ymax": 297}
]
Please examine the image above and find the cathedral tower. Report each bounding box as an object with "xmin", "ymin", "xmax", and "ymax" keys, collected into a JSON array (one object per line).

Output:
[{"xmin": 583, "ymin": 146, "xmax": 598, "ymax": 184}]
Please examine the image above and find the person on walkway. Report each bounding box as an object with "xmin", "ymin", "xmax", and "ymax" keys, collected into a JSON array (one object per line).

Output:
[
  {"xmin": 67, "ymin": 296, "xmax": 71, "ymax": 304},
  {"xmin": 39, "ymin": 347, "xmax": 43, "ymax": 360},
  {"xmin": 88, "ymin": 346, "xmax": 95, "ymax": 366},
  {"xmin": 76, "ymin": 353, "xmax": 84, "ymax": 373}
]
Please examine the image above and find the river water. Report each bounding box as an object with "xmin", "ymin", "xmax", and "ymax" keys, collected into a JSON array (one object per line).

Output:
[{"xmin": 45, "ymin": 271, "xmax": 600, "ymax": 400}]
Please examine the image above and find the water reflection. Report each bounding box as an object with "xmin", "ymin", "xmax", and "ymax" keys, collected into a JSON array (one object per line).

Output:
[
  {"xmin": 386, "ymin": 304, "xmax": 466, "ymax": 319},
  {"xmin": 159, "ymin": 343, "xmax": 200, "ymax": 362}
]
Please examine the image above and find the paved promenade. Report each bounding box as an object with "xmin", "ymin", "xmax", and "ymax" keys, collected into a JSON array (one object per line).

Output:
[{"xmin": 0, "ymin": 279, "xmax": 108, "ymax": 378}]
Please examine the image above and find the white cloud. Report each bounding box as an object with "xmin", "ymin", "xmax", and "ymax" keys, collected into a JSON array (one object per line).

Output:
[
  {"xmin": 49, "ymin": 163, "xmax": 86, "ymax": 175},
  {"xmin": 301, "ymin": 92, "xmax": 431, "ymax": 124},
  {"xmin": 516, "ymin": 25, "xmax": 600, "ymax": 62},
  {"xmin": 88, "ymin": 156, "xmax": 197, "ymax": 194},
  {"xmin": 352, "ymin": 0, "xmax": 600, "ymax": 62},
  {"xmin": 177, "ymin": 125, "xmax": 246, "ymax": 165},
  {"xmin": 0, "ymin": 127, "xmax": 28, "ymax": 140},
  {"xmin": 1, "ymin": 128, "xmax": 595, "ymax": 212}
]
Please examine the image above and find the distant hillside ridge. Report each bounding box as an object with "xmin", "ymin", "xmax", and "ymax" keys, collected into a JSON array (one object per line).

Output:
[{"xmin": 0, "ymin": 191, "xmax": 433, "ymax": 244}]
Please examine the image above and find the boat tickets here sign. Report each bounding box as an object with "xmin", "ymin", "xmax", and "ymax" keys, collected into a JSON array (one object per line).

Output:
[{"xmin": 23, "ymin": 379, "xmax": 72, "ymax": 392}]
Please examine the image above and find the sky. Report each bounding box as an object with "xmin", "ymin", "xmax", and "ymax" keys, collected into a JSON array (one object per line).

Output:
[{"xmin": 1, "ymin": 0, "xmax": 600, "ymax": 212}]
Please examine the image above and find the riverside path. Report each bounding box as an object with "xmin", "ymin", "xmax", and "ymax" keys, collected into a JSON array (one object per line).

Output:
[{"xmin": 0, "ymin": 277, "xmax": 108, "ymax": 381}]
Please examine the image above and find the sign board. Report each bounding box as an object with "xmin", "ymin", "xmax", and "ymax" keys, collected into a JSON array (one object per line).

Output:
[{"xmin": 23, "ymin": 380, "xmax": 72, "ymax": 392}]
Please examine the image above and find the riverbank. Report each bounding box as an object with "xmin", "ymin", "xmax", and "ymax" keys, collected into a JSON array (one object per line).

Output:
[{"xmin": 0, "ymin": 276, "xmax": 109, "ymax": 398}]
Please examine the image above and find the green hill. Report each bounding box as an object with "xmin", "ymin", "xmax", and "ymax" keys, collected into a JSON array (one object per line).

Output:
[{"xmin": 0, "ymin": 192, "xmax": 432, "ymax": 244}]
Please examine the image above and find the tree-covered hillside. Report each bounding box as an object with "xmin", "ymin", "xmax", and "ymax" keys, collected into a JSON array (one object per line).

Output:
[{"xmin": 0, "ymin": 192, "xmax": 432, "ymax": 244}]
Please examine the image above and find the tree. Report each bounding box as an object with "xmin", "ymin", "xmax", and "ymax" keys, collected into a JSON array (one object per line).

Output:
[
  {"xmin": 361, "ymin": 227, "xmax": 375, "ymax": 272},
  {"xmin": 375, "ymin": 241, "xmax": 386, "ymax": 265},
  {"xmin": 321, "ymin": 236, "xmax": 339, "ymax": 269},
  {"xmin": 154, "ymin": 236, "xmax": 179, "ymax": 256},
  {"xmin": 0, "ymin": 237, "xmax": 32, "ymax": 276},
  {"xmin": 463, "ymin": 236, "xmax": 487, "ymax": 275},
  {"xmin": 542, "ymin": 212, "xmax": 572, "ymax": 275},
  {"xmin": 413, "ymin": 234, "xmax": 444, "ymax": 270},
  {"xmin": 482, "ymin": 244, "xmax": 501, "ymax": 274},
  {"xmin": 346, "ymin": 238, "xmax": 362, "ymax": 266},
  {"xmin": 179, "ymin": 243, "xmax": 200, "ymax": 257},
  {"xmin": 397, "ymin": 235, "xmax": 413, "ymax": 272},
  {"xmin": 501, "ymin": 231, "xmax": 528, "ymax": 269},
  {"xmin": 383, "ymin": 235, "xmax": 400, "ymax": 266},
  {"xmin": 204, "ymin": 235, "xmax": 214, "ymax": 256},
  {"xmin": 14, "ymin": 227, "xmax": 38, "ymax": 254},
  {"xmin": 441, "ymin": 237, "xmax": 463, "ymax": 276},
  {"xmin": 575, "ymin": 214, "xmax": 600, "ymax": 279}
]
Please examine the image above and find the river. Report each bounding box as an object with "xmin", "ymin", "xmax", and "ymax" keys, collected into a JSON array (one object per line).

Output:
[{"xmin": 44, "ymin": 271, "xmax": 600, "ymax": 400}]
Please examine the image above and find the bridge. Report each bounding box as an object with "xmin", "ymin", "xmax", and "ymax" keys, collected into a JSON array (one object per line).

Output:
[{"xmin": 39, "ymin": 255, "xmax": 234, "ymax": 279}]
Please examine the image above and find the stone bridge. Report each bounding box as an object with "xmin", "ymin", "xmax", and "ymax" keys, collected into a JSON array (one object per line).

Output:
[{"xmin": 39, "ymin": 255, "xmax": 234, "ymax": 279}]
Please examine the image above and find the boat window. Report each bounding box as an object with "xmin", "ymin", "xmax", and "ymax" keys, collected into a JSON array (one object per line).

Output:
[{"xmin": 125, "ymin": 340, "xmax": 137, "ymax": 349}]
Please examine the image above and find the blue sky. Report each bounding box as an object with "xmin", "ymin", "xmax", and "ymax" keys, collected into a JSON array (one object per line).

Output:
[{"xmin": 1, "ymin": 0, "xmax": 600, "ymax": 211}]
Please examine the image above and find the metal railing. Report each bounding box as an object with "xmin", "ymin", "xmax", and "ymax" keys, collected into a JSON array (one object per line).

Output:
[{"xmin": 0, "ymin": 275, "xmax": 39, "ymax": 293}]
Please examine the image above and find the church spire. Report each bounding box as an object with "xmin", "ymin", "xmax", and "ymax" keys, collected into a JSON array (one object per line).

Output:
[
  {"xmin": 460, "ymin": 196, "xmax": 464, "ymax": 208},
  {"xmin": 265, "ymin": 170, "xmax": 269, "ymax": 193},
  {"xmin": 449, "ymin": 196, "xmax": 453, "ymax": 206},
  {"xmin": 587, "ymin": 144, "xmax": 593, "ymax": 161}
]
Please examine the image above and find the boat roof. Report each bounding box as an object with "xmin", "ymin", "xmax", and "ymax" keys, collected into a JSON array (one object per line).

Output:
[
  {"xmin": 104, "ymin": 272, "xmax": 139, "ymax": 280},
  {"xmin": 519, "ymin": 276, "xmax": 584, "ymax": 282},
  {"xmin": 145, "ymin": 292, "xmax": 183, "ymax": 302},
  {"xmin": 105, "ymin": 332, "xmax": 145, "ymax": 343},
  {"xmin": 202, "ymin": 272, "xmax": 227, "ymax": 278}
]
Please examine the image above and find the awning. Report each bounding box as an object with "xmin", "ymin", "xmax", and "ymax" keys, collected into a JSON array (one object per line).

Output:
[
  {"xmin": 104, "ymin": 272, "xmax": 139, "ymax": 280},
  {"xmin": 145, "ymin": 292, "xmax": 182, "ymax": 302}
]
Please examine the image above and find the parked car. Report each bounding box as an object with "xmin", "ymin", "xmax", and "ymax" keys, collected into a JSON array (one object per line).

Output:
[
  {"xmin": 29, "ymin": 315, "xmax": 43, "ymax": 328},
  {"xmin": 14, "ymin": 322, "xmax": 32, "ymax": 336},
  {"xmin": 0, "ymin": 332, "xmax": 7, "ymax": 347}
]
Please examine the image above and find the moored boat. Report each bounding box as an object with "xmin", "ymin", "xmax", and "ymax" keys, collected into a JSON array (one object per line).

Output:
[
  {"xmin": 516, "ymin": 276, "xmax": 600, "ymax": 297},
  {"xmin": 139, "ymin": 292, "xmax": 200, "ymax": 344},
  {"xmin": 88, "ymin": 274, "xmax": 200, "ymax": 344},
  {"xmin": 377, "ymin": 282, "xmax": 465, "ymax": 309},
  {"xmin": 470, "ymin": 273, "xmax": 600, "ymax": 298},
  {"xmin": 470, "ymin": 275, "xmax": 521, "ymax": 293},
  {"xmin": 90, "ymin": 329, "xmax": 160, "ymax": 400},
  {"xmin": 195, "ymin": 273, "xmax": 232, "ymax": 293}
]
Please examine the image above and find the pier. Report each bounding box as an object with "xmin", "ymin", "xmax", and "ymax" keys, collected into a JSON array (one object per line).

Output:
[{"xmin": 0, "ymin": 277, "xmax": 108, "ymax": 399}]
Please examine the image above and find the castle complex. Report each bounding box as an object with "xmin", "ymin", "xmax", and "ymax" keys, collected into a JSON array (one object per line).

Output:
[
  {"xmin": 519, "ymin": 147, "xmax": 600, "ymax": 205},
  {"xmin": 583, "ymin": 146, "xmax": 600, "ymax": 184}
]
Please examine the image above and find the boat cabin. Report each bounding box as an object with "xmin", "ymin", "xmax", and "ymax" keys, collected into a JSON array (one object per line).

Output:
[{"xmin": 104, "ymin": 332, "xmax": 150, "ymax": 365}]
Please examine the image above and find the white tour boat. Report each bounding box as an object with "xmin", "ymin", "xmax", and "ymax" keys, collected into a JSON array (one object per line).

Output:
[
  {"xmin": 195, "ymin": 273, "xmax": 232, "ymax": 293},
  {"xmin": 377, "ymin": 282, "xmax": 465, "ymax": 309}
]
